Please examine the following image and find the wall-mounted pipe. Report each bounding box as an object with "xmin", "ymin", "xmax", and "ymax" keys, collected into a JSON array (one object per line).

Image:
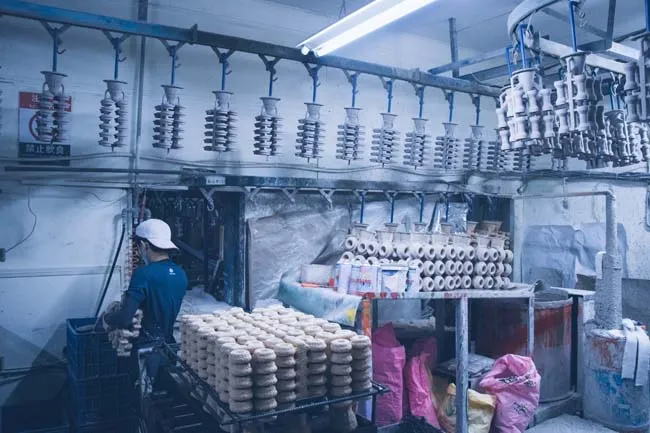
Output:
[{"xmin": 513, "ymin": 190, "xmax": 620, "ymax": 329}]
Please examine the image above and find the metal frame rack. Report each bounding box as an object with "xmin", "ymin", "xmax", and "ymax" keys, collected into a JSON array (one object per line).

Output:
[
  {"xmin": 155, "ymin": 342, "xmax": 388, "ymax": 433},
  {"xmin": 359, "ymin": 285, "xmax": 535, "ymax": 433}
]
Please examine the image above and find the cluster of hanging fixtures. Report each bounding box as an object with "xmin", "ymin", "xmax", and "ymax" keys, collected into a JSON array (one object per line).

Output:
[
  {"xmin": 336, "ymin": 107, "xmax": 365, "ymax": 163},
  {"xmin": 254, "ymin": 96, "xmax": 282, "ymax": 157},
  {"xmin": 496, "ymin": 51, "xmax": 650, "ymax": 171}
]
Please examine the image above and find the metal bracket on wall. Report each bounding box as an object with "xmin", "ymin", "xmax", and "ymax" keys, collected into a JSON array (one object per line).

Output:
[
  {"xmin": 280, "ymin": 188, "xmax": 298, "ymax": 203},
  {"xmin": 199, "ymin": 187, "xmax": 218, "ymax": 211},
  {"xmin": 318, "ymin": 188, "xmax": 335, "ymax": 208},
  {"xmin": 244, "ymin": 186, "xmax": 262, "ymax": 202}
]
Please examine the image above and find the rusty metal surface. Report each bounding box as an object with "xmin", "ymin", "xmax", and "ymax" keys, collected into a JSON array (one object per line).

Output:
[
  {"xmin": 474, "ymin": 290, "xmax": 573, "ymax": 402},
  {"xmin": 583, "ymin": 331, "xmax": 650, "ymax": 432}
]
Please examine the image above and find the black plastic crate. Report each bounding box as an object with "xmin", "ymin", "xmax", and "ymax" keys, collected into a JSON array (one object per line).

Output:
[
  {"xmin": 67, "ymin": 318, "xmax": 126, "ymax": 380},
  {"xmin": 74, "ymin": 417, "xmax": 139, "ymax": 433},
  {"xmin": 69, "ymin": 373, "xmax": 136, "ymax": 425}
]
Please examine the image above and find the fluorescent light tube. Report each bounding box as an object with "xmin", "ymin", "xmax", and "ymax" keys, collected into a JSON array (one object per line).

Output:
[{"xmin": 298, "ymin": 0, "xmax": 438, "ymax": 57}]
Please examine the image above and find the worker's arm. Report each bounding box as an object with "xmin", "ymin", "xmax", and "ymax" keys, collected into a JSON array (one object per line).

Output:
[{"xmin": 103, "ymin": 267, "xmax": 147, "ymax": 330}]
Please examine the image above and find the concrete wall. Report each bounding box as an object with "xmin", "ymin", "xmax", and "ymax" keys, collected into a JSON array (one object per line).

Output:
[{"xmin": 513, "ymin": 178, "xmax": 650, "ymax": 324}]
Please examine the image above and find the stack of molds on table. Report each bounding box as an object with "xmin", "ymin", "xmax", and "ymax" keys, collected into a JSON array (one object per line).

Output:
[
  {"xmin": 177, "ymin": 305, "xmax": 373, "ymax": 428},
  {"xmin": 337, "ymin": 220, "xmax": 513, "ymax": 294},
  {"xmin": 66, "ymin": 317, "xmax": 139, "ymax": 432}
]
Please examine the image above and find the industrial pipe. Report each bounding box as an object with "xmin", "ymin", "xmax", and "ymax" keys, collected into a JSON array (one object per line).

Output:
[{"xmin": 513, "ymin": 190, "xmax": 620, "ymax": 329}]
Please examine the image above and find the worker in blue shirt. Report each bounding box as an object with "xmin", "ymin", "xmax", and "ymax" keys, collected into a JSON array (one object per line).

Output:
[{"xmin": 102, "ymin": 218, "xmax": 188, "ymax": 385}]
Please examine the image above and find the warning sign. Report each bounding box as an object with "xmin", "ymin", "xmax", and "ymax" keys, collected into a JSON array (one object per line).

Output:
[{"xmin": 18, "ymin": 91, "xmax": 72, "ymax": 166}]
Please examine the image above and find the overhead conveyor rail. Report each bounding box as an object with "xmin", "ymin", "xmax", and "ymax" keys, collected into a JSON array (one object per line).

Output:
[{"xmin": 0, "ymin": 0, "xmax": 500, "ymax": 98}]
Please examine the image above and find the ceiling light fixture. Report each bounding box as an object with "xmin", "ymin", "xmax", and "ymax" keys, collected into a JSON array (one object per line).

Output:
[{"xmin": 297, "ymin": 0, "xmax": 438, "ymax": 57}]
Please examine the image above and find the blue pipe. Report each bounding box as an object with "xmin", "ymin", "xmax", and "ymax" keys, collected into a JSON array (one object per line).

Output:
[
  {"xmin": 351, "ymin": 74, "xmax": 358, "ymax": 108},
  {"xmin": 268, "ymin": 71, "xmax": 275, "ymax": 97},
  {"xmin": 448, "ymin": 93, "xmax": 455, "ymax": 123},
  {"xmin": 518, "ymin": 24, "xmax": 527, "ymax": 68},
  {"xmin": 52, "ymin": 37, "xmax": 58, "ymax": 72},
  {"xmin": 418, "ymin": 88, "xmax": 424, "ymax": 118},
  {"xmin": 390, "ymin": 197, "xmax": 395, "ymax": 223},
  {"xmin": 221, "ymin": 61, "xmax": 227, "ymax": 90},
  {"xmin": 386, "ymin": 80, "xmax": 393, "ymax": 113},
  {"xmin": 505, "ymin": 46, "xmax": 513, "ymax": 77},
  {"xmin": 616, "ymin": 94, "xmax": 621, "ymax": 110},
  {"xmin": 568, "ymin": 0, "xmax": 578, "ymax": 53},
  {"xmin": 170, "ymin": 46, "xmax": 177, "ymax": 85},
  {"xmin": 609, "ymin": 92, "xmax": 615, "ymax": 110},
  {"xmin": 113, "ymin": 47, "xmax": 120, "ymax": 80},
  {"xmin": 312, "ymin": 71, "xmax": 318, "ymax": 103},
  {"xmin": 419, "ymin": 195, "xmax": 424, "ymax": 223},
  {"xmin": 360, "ymin": 194, "xmax": 366, "ymax": 224},
  {"xmin": 475, "ymin": 98, "xmax": 481, "ymax": 126}
]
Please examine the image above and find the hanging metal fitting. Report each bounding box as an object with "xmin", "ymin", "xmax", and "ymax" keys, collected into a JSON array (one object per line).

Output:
[
  {"xmin": 212, "ymin": 47, "xmax": 235, "ymax": 90},
  {"xmin": 102, "ymin": 31, "xmax": 130, "ymax": 79},
  {"xmin": 259, "ymin": 55, "xmax": 281, "ymax": 96},
  {"xmin": 344, "ymin": 70, "xmax": 361, "ymax": 107},
  {"xmin": 303, "ymin": 63, "xmax": 322, "ymax": 102},
  {"xmin": 161, "ymin": 39, "xmax": 187, "ymax": 85},
  {"xmin": 413, "ymin": 84, "xmax": 425, "ymax": 117},
  {"xmin": 470, "ymin": 94, "xmax": 481, "ymax": 125},
  {"xmin": 442, "ymin": 90, "xmax": 455, "ymax": 122},
  {"xmin": 41, "ymin": 22, "xmax": 70, "ymax": 72},
  {"xmin": 41, "ymin": 22, "xmax": 70, "ymax": 54},
  {"xmin": 379, "ymin": 77, "xmax": 394, "ymax": 113}
]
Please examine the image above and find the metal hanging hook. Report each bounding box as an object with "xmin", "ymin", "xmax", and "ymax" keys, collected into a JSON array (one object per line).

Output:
[
  {"xmin": 303, "ymin": 63, "xmax": 322, "ymax": 103},
  {"xmin": 412, "ymin": 84, "xmax": 425, "ymax": 118},
  {"xmin": 384, "ymin": 191, "xmax": 398, "ymax": 224},
  {"xmin": 471, "ymin": 94, "xmax": 481, "ymax": 125},
  {"xmin": 41, "ymin": 22, "xmax": 70, "ymax": 72},
  {"xmin": 379, "ymin": 77, "xmax": 394, "ymax": 113},
  {"xmin": 259, "ymin": 55, "xmax": 281, "ymax": 97},
  {"xmin": 212, "ymin": 47, "xmax": 235, "ymax": 91},
  {"xmin": 102, "ymin": 31, "xmax": 130, "ymax": 80},
  {"xmin": 344, "ymin": 70, "xmax": 361, "ymax": 108},
  {"xmin": 442, "ymin": 90, "xmax": 455, "ymax": 123},
  {"xmin": 160, "ymin": 40, "xmax": 187, "ymax": 86}
]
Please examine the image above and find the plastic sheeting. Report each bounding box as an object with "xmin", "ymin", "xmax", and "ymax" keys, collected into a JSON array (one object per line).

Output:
[
  {"xmin": 521, "ymin": 223, "xmax": 628, "ymax": 288},
  {"xmin": 247, "ymin": 192, "xmax": 437, "ymax": 308},
  {"xmin": 277, "ymin": 269, "xmax": 361, "ymax": 326}
]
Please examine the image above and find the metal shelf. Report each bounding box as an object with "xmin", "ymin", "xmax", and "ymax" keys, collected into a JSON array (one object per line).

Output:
[
  {"xmin": 366, "ymin": 283, "xmax": 535, "ymax": 433},
  {"xmin": 354, "ymin": 284, "xmax": 534, "ymax": 300},
  {"xmin": 159, "ymin": 342, "xmax": 388, "ymax": 429}
]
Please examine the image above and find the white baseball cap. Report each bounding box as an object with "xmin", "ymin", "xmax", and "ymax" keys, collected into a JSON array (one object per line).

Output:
[{"xmin": 135, "ymin": 219, "xmax": 178, "ymax": 250}]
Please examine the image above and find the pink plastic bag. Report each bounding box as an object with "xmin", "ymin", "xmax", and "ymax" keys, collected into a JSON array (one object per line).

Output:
[
  {"xmin": 478, "ymin": 354, "xmax": 540, "ymax": 433},
  {"xmin": 405, "ymin": 337, "xmax": 440, "ymax": 428},
  {"xmin": 372, "ymin": 324, "xmax": 406, "ymax": 426}
]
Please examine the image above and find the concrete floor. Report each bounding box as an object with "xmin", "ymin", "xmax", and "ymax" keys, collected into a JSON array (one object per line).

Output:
[{"xmin": 527, "ymin": 415, "xmax": 616, "ymax": 433}]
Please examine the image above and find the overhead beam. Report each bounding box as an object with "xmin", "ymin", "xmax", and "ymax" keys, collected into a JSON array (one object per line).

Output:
[
  {"xmin": 428, "ymin": 49, "xmax": 504, "ymax": 76},
  {"xmin": 530, "ymin": 36, "xmax": 627, "ymax": 74},
  {"xmin": 0, "ymin": 0, "xmax": 499, "ymax": 96}
]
